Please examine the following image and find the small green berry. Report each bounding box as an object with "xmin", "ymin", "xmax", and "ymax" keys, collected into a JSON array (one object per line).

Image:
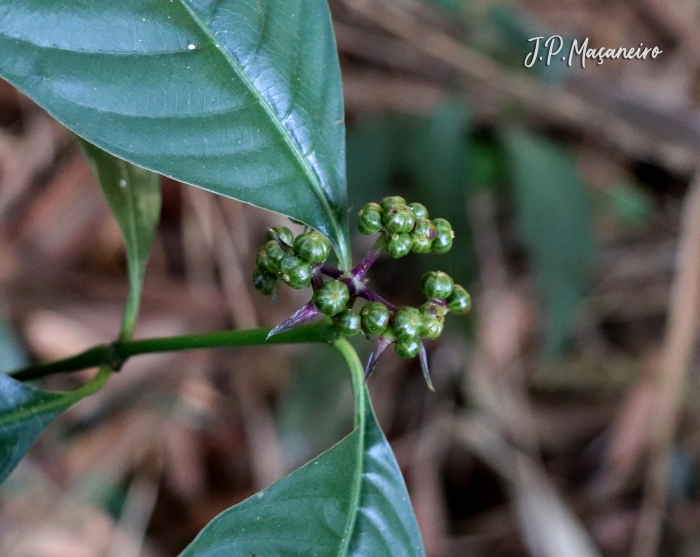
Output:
[
  {"xmin": 380, "ymin": 196, "xmax": 407, "ymax": 211},
  {"xmin": 256, "ymin": 241, "xmax": 286, "ymax": 275},
  {"xmin": 386, "ymin": 233, "xmax": 412, "ymax": 258},
  {"xmin": 431, "ymin": 229, "xmax": 453, "ymax": 254},
  {"xmin": 357, "ymin": 203, "xmax": 383, "ymax": 235},
  {"xmin": 422, "ymin": 313, "xmax": 444, "ymax": 339},
  {"xmin": 253, "ymin": 269, "xmax": 277, "ymax": 296},
  {"xmin": 432, "ymin": 218, "xmax": 452, "ymax": 234},
  {"xmin": 391, "ymin": 307, "xmax": 424, "ymax": 340},
  {"xmin": 382, "ymin": 204, "xmax": 415, "ymax": 234},
  {"xmin": 395, "ymin": 336, "xmax": 421, "ymax": 359},
  {"xmin": 334, "ymin": 309, "xmax": 361, "ymax": 336},
  {"xmin": 361, "ymin": 302, "xmax": 391, "ymax": 335},
  {"xmin": 421, "ymin": 271, "xmax": 454, "ymax": 299},
  {"xmin": 265, "ymin": 226, "xmax": 294, "ymax": 246},
  {"xmin": 411, "ymin": 218, "xmax": 437, "ymax": 254},
  {"xmin": 280, "ymin": 254, "xmax": 313, "ymax": 289},
  {"xmin": 293, "ymin": 232, "xmax": 331, "ymax": 264},
  {"xmin": 419, "ymin": 301, "xmax": 448, "ymax": 319},
  {"xmin": 313, "ymin": 280, "xmax": 350, "ymax": 316},
  {"xmin": 447, "ymin": 285, "xmax": 471, "ymax": 314},
  {"xmin": 409, "ymin": 203, "xmax": 428, "ymax": 220}
]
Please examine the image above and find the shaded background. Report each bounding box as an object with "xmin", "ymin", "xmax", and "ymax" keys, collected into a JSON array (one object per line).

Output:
[{"xmin": 1, "ymin": 0, "xmax": 698, "ymax": 555}]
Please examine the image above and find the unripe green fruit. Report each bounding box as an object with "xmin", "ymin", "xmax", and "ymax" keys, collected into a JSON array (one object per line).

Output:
[
  {"xmin": 409, "ymin": 203, "xmax": 428, "ymax": 220},
  {"xmin": 432, "ymin": 218, "xmax": 452, "ymax": 234},
  {"xmin": 253, "ymin": 269, "xmax": 277, "ymax": 296},
  {"xmin": 256, "ymin": 241, "xmax": 286, "ymax": 275},
  {"xmin": 293, "ymin": 232, "xmax": 331, "ymax": 264},
  {"xmin": 313, "ymin": 280, "xmax": 350, "ymax": 316},
  {"xmin": 431, "ymin": 229, "xmax": 453, "ymax": 254},
  {"xmin": 391, "ymin": 307, "xmax": 424, "ymax": 340},
  {"xmin": 361, "ymin": 302, "xmax": 391, "ymax": 335},
  {"xmin": 419, "ymin": 301, "xmax": 448, "ymax": 319},
  {"xmin": 382, "ymin": 204, "xmax": 415, "ymax": 234},
  {"xmin": 358, "ymin": 203, "xmax": 383, "ymax": 235},
  {"xmin": 421, "ymin": 271, "xmax": 454, "ymax": 299},
  {"xmin": 380, "ymin": 196, "xmax": 407, "ymax": 211},
  {"xmin": 386, "ymin": 233, "xmax": 412, "ymax": 258},
  {"xmin": 334, "ymin": 309, "xmax": 361, "ymax": 336},
  {"xmin": 280, "ymin": 254, "xmax": 313, "ymax": 289},
  {"xmin": 395, "ymin": 336, "xmax": 421, "ymax": 359},
  {"xmin": 422, "ymin": 313, "xmax": 444, "ymax": 339},
  {"xmin": 266, "ymin": 226, "xmax": 294, "ymax": 246},
  {"xmin": 411, "ymin": 218, "xmax": 437, "ymax": 254},
  {"xmin": 447, "ymin": 285, "xmax": 471, "ymax": 314}
]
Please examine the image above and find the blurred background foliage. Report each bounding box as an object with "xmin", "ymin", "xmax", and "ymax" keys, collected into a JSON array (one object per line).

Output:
[{"xmin": 1, "ymin": 0, "xmax": 698, "ymax": 555}]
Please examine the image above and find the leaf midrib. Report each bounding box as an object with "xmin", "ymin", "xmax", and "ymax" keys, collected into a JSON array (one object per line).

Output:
[
  {"xmin": 175, "ymin": 0, "xmax": 345, "ymax": 260},
  {"xmin": 337, "ymin": 386, "xmax": 365, "ymax": 556}
]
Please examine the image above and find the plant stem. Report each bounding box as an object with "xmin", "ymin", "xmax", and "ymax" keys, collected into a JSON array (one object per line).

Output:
[
  {"xmin": 333, "ymin": 337, "xmax": 365, "ymax": 429},
  {"xmin": 9, "ymin": 323, "xmax": 337, "ymax": 382}
]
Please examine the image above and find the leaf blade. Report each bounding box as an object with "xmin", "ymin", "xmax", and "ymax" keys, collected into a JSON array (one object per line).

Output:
[
  {"xmin": 80, "ymin": 140, "xmax": 161, "ymax": 340},
  {"xmin": 179, "ymin": 393, "xmax": 424, "ymax": 556},
  {"xmin": 178, "ymin": 339, "xmax": 424, "ymax": 556},
  {"xmin": 0, "ymin": 0, "xmax": 350, "ymax": 266},
  {"xmin": 0, "ymin": 367, "xmax": 110, "ymax": 482}
]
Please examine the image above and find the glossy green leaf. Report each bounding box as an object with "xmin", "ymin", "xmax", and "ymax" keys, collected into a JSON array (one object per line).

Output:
[
  {"xmin": 179, "ymin": 340, "xmax": 425, "ymax": 557},
  {"xmin": 502, "ymin": 128, "xmax": 595, "ymax": 354},
  {"xmin": 80, "ymin": 140, "xmax": 161, "ymax": 340},
  {"xmin": 0, "ymin": 0, "xmax": 350, "ymax": 267},
  {"xmin": 0, "ymin": 367, "xmax": 110, "ymax": 482}
]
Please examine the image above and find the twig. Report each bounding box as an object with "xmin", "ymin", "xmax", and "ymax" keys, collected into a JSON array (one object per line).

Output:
[{"xmin": 631, "ymin": 173, "xmax": 700, "ymax": 557}]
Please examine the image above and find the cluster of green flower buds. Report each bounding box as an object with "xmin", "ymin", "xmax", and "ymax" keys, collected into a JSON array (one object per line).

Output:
[
  {"xmin": 252, "ymin": 198, "xmax": 471, "ymax": 390},
  {"xmin": 253, "ymin": 226, "xmax": 331, "ymax": 294},
  {"xmin": 353, "ymin": 270, "xmax": 470, "ymax": 359},
  {"xmin": 357, "ymin": 196, "xmax": 454, "ymax": 258}
]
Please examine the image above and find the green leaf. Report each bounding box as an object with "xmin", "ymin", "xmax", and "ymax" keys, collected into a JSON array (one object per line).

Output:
[
  {"xmin": 502, "ymin": 128, "xmax": 595, "ymax": 355},
  {"xmin": 179, "ymin": 339, "xmax": 425, "ymax": 556},
  {"xmin": 0, "ymin": 367, "xmax": 110, "ymax": 483},
  {"xmin": 0, "ymin": 313, "xmax": 27, "ymax": 374},
  {"xmin": 80, "ymin": 140, "xmax": 161, "ymax": 340},
  {"xmin": 0, "ymin": 0, "xmax": 350, "ymax": 268}
]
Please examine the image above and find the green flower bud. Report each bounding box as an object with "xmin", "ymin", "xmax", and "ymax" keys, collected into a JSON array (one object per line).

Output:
[
  {"xmin": 361, "ymin": 302, "xmax": 391, "ymax": 336},
  {"xmin": 409, "ymin": 203, "xmax": 428, "ymax": 220},
  {"xmin": 256, "ymin": 240, "xmax": 286, "ymax": 275},
  {"xmin": 380, "ymin": 196, "xmax": 407, "ymax": 211},
  {"xmin": 421, "ymin": 271, "xmax": 454, "ymax": 299},
  {"xmin": 334, "ymin": 309, "xmax": 361, "ymax": 336},
  {"xmin": 386, "ymin": 233, "xmax": 412, "ymax": 258},
  {"xmin": 280, "ymin": 254, "xmax": 313, "ymax": 289},
  {"xmin": 253, "ymin": 269, "xmax": 277, "ymax": 296},
  {"xmin": 447, "ymin": 285, "xmax": 471, "ymax": 314},
  {"xmin": 293, "ymin": 232, "xmax": 331, "ymax": 264},
  {"xmin": 391, "ymin": 307, "xmax": 424, "ymax": 340},
  {"xmin": 431, "ymin": 229, "xmax": 453, "ymax": 254},
  {"xmin": 422, "ymin": 313, "xmax": 444, "ymax": 339},
  {"xmin": 382, "ymin": 204, "xmax": 415, "ymax": 234},
  {"xmin": 410, "ymin": 218, "xmax": 437, "ymax": 254},
  {"xmin": 395, "ymin": 336, "xmax": 421, "ymax": 359},
  {"xmin": 357, "ymin": 203, "xmax": 383, "ymax": 235},
  {"xmin": 312, "ymin": 280, "xmax": 350, "ymax": 316},
  {"xmin": 265, "ymin": 226, "xmax": 294, "ymax": 247}
]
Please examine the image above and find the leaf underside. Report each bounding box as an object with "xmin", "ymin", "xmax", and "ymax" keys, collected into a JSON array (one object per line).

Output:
[
  {"xmin": 0, "ymin": 0, "xmax": 350, "ymax": 266},
  {"xmin": 179, "ymin": 391, "xmax": 424, "ymax": 556}
]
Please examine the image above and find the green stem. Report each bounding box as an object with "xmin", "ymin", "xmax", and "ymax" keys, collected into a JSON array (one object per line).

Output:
[
  {"xmin": 10, "ymin": 323, "xmax": 337, "ymax": 382},
  {"xmin": 332, "ymin": 338, "xmax": 365, "ymax": 428}
]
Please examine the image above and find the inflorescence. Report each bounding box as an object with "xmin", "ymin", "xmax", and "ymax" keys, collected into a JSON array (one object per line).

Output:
[{"xmin": 252, "ymin": 196, "xmax": 471, "ymax": 390}]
